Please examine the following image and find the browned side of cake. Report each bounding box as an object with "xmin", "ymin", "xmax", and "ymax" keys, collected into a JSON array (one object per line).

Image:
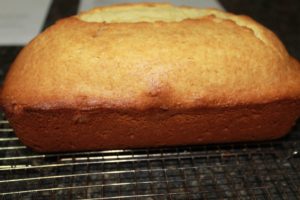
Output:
[{"xmin": 3, "ymin": 100, "xmax": 299, "ymax": 152}]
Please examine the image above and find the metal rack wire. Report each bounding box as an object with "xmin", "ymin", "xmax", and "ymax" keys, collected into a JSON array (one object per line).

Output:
[{"xmin": 0, "ymin": 111, "xmax": 300, "ymax": 200}]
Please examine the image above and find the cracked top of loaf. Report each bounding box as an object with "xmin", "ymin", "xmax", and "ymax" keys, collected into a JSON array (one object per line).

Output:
[{"xmin": 1, "ymin": 3, "xmax": 300, "ymax": 110}]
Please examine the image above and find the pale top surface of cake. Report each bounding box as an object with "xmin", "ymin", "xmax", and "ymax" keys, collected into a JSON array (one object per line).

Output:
[
  {"xmin": 1, "ymin": 3, "xmax": 300, "ymax": 110},
  {"xmin": 79, "ymin": 3, "xmax": 205, "ymax": 23}
]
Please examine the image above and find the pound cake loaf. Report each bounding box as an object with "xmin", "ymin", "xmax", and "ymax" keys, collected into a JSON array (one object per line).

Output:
[{"xmin": 1, "ymin": 3, "xmax": 300, "ymax": 152}]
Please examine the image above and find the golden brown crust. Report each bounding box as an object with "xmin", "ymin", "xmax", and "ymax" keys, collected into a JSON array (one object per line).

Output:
[
  {"xmin": 1, "ymin": 3, "xmax": 300, "ymax": 152},
  {"xmin": 1, "ymin": 3, "xmax": 300, "ymax": 110}
]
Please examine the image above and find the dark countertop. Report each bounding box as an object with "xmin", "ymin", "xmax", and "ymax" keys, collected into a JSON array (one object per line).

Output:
[{"xmin": 0, "ymin": 0, "xmax": 299, "ymax": 83}]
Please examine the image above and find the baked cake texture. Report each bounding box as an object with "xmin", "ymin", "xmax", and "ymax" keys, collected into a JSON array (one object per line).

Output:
[{"xmin": 1, "ymin": 3, "xmax": 300, "ymax": 152}]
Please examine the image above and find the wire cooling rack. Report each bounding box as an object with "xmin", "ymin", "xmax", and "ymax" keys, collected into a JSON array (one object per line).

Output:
[{"xmin": 0, "ymin": 112, "xmax": 300, "ymax": 200}]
